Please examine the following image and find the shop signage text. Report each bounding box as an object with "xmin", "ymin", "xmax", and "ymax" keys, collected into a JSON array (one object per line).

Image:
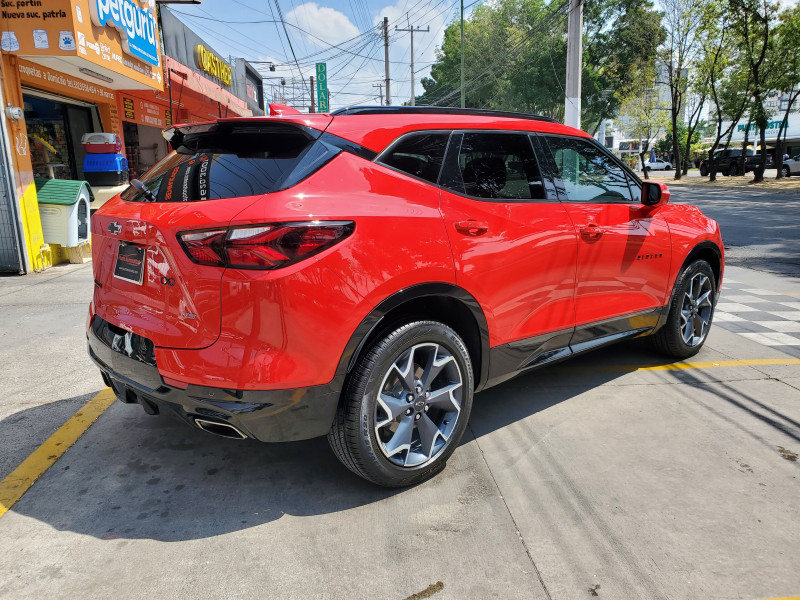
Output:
[
  {"xmin": 89, "ymin": 0, "xmax": 159, "ymax": 67},
  {"xmin": 194, "ymin": 44, "xmax": 231, "ymax": 86},
  {"xmin": 737, "ymin": 120, "xmax": 786, "ymax": 134},
  {"xmin": 316, "ymin": 62, "xmax": 328, "ymax": 113}
]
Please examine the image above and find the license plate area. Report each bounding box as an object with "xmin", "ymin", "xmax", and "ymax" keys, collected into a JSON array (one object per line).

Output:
[{"xmin": 114, "ymin": 243, "xmax": 145, "ymax": 285}]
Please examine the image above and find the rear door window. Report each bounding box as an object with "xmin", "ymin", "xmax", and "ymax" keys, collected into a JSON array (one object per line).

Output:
[
  {"xmin": 442, "ymin": 132, "xmax": 546, "ymax": 200},
  {"xmin": 379, "ymin": 132, "xmax": 450, "ymax": 184},
  {"xmin": 122, "ymin": 123, "xmax": 332, "ymax": 202}
]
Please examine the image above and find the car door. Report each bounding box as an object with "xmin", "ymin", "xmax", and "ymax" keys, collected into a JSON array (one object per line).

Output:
[
  {"xmin": 537, "ymin": 134, "xmax": 672, "ymax": 347},
  {"xmin": 438, "ymin": 131, "xmax": 578, "ymax": 378}
]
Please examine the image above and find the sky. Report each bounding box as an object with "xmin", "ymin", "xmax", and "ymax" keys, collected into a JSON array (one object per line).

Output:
[{"xmin": 164, "ymin": 0, "xmax": 470, "ymax": 111}]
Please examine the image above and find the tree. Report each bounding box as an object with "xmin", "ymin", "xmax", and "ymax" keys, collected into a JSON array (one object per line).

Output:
[
  {"xmin": 416, "ymin": 0, "xmax": 665, "ymax": 131},
  {"xmin": 658, "ymin": 0, "xmax": 713, "ymax": 181},
  {"xmin": 619, "ymin": 78, "xmax": 669, "ymax": 179},
  {"xmin": 702, "ymin": 7, "xmax": 753, "ymax": 182},
  {"xmin": 772, "ymin": 4, "xmax": 800, "ymax": 178},
  {"xmin": 729, "ymin": 0, "xmax": 779, "ymax": 183}
]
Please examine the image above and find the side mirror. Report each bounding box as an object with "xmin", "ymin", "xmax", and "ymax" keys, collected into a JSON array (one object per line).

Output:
[{"xmin": 641, "ymin": 181, "xmax": 670, "ymax": 206}]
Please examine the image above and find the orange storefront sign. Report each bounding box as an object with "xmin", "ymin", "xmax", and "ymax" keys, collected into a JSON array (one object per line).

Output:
[{"xmin": 0, "ymin": 0, "xmax": 162, "ymax": 90}]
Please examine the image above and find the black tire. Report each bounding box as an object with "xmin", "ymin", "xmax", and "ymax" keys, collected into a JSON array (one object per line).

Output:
[
  {"xmin": 700, "ymin": 164, "xmax": 708, "ymax": 177},
  {"xmin": 783, "ymin": 166, "xmax": 791, "ymax": 177},
  {"xmin": 649, "ymin": 260, "xmax": 716, "ymax": 359},
  {"xmin": 328, "ymin": 321, "xmax": 474, "ymax": 487},
  {"xmin": 665, "ymin": 165, "xmax": 672, "ymax": 171},
  {"xmin": 729, "ymin": 163, "xmax": 739, "ymax": 176}
]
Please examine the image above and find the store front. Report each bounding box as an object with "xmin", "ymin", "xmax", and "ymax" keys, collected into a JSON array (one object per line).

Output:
[{"xmin": 0, "ymin": 0, "xmax": 162, "ymax": 273}]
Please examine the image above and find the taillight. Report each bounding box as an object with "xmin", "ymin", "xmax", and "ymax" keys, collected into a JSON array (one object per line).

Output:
[{"xmin": 177, "ymin": 222, "xmax": 354, "ymax": 269}]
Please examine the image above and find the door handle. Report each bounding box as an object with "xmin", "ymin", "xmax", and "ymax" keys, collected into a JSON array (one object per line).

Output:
[
  {"xmin": 455, "ymin": 221, "xmax": 489, "ymax": 236},
  {"xmin": 580, "ymin": 224, "xmax": 604, "ymax": 241}
]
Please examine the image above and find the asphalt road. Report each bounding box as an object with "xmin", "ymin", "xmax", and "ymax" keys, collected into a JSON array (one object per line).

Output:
[{"xmin": 669, "ymin": 184, "xmax": 800, "ymax": 276}]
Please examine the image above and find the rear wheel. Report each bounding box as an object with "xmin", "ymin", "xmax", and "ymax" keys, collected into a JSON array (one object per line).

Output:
[
  {"xmin": 328, "ymin": 321, "xmax": 473, "ymax": 487},
  {"xmin": 783, "ymin": 166, "xmax": 791, "ymax": 177},
  {"xmin": 649, "ymin": 260, "xmax": 716, "ymax": 359}
]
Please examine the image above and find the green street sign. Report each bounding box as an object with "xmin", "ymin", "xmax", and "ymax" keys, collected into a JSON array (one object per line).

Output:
[{"xmin": 316, "ymin": 62, "xmax": 329, "ymax": 112}]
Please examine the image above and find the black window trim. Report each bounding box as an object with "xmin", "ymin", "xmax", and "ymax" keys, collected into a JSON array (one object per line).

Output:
[
  {"xmin": 438, "ymin": 129, "xmax": 557, "ymax": 204},
  {"xmin": 536, "ymin": 132, "xmax": 645, "ymax": 205}
]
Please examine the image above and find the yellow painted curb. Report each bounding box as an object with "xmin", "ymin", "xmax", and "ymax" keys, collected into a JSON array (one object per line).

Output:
[
  {"xmin": 554, "ymin": 358, "xmax": 800, "ymax": 374},
  {"xmin": 0, "ymin": 389, "xmax": 116, "ymax": 520}
]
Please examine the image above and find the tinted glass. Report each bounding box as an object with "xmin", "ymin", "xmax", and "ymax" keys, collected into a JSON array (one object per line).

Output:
[
  {"xmin": 450, "ymin": 133, "xmax": 544, "ymax": 200},
  {"xmin": 380, "ymin": 132, "xmax": 450, "ymax": 184},
  {"xmin": 122, "ymin": 123, "xmax": 324, "ymax": 202},
  {"xmin": 543, "ymin": 136, "xmax": 634, "ymax": 203}
]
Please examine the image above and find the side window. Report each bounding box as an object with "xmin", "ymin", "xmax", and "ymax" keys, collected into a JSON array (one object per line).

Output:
[
  {"xmin": 450, "ymin": 132, "xmax": 545, "ymax": 200},
  {"xmin": 543, "ymin": 136, "xmax": 634, "ymax": 203},
  {"xmin": 379, "ymin": 132, "xmax": 450, "ymax": 184}
]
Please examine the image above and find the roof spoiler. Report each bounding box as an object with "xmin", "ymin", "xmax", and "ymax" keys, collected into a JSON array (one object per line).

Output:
[{"xmin": 269, "ymin": 103, "xmax": 302, "ymax": 116}]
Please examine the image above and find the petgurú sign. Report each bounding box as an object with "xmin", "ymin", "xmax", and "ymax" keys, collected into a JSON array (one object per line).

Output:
[{"xmin": 89, "ymin": 0, "xmax": 159, "ymax": 67}]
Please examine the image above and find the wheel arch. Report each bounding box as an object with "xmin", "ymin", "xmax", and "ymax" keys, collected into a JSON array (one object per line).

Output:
[
  {"xmin": 654, "ymin": 241, "xmax": 723, "ymax": 332},
  {"xmin": 333, "ymin": 283, "xmax": 490, "ymax": 393}
]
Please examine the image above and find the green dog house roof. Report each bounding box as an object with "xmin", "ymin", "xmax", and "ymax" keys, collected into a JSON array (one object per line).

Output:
[{"xmin": 34, "ymin": 178, "xmax": 94, "ymax": 206}]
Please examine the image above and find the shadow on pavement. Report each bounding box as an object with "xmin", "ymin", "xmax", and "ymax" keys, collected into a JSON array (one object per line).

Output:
[{"xmin": 5, "ymin": 340, "xmax": 794, "ymax": 543}]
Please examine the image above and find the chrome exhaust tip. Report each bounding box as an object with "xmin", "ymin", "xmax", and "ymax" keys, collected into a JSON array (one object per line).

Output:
[{"xmin": 194, "ymin": 418, "xmax": 248, "ymax": 440}]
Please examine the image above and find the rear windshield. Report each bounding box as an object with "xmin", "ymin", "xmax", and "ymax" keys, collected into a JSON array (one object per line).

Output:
[{"xmin": 122, "ymin": 123, "xmax": 331, "ymax": 202}]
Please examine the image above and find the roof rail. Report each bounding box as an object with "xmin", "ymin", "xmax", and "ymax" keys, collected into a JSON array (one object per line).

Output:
[{"xmin": 330, "ymin": 105, "xmax": 559, "ymax": 123}]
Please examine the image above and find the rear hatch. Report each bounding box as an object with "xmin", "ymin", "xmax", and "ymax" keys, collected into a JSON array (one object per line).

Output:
[{"xmin": 92, "ymin": 117, "xmax": 333, "ymax": 349}]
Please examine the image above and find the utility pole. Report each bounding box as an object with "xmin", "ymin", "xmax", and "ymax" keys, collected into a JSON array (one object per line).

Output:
[
  {"xmin": 310, "ymin": 76, "xmax": 315, "ymax": 112},
  {"xmin": 383, "ymin": 17, "xmax": 391, "ymax": 105},
  {"xmin": 460, "ymin": 0, "xmax": 465, "ymax": 108},
  {"xmin": 396, "ymin": 17, "xmax": 429, "ymax": 106},
  {"xmin": 373, "ymin": 83, "xmax": 384, "ymax": 106},
  {"xmin": 564, "ymin": 0, "xmax": 582, "ymax": 128}
]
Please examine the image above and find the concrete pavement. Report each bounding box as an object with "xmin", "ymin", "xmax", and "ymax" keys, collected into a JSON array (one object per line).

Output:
[{"xmin": 1, "ymin": 262, "xmax": 799, "ymax": 600}]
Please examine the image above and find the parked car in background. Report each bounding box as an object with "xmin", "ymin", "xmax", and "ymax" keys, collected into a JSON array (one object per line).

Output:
[
  {"xmin": 699, "ymin": 148, "xmax": 758, "ymax": 176},
  {"xmin": 745, "ymin": 151, "xmax": 773, "ymax": 173},
  {"xmin": 87, "ymin": 106, "xmax": 724, "ymax": 487},
  {"xmin": 783, "ymin": 155, "xmax": 800, "ymax": 176},
  {"xmin": 643, "ymin": 158, "xmax": 672, "ymax": 171}
]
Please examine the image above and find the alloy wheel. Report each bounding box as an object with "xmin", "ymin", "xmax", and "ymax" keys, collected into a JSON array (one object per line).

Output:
[
  {"xmin": 374, "ymin": 343, "xmax": 462, "ymax": 467},
  {"xmin": 680, "ymin": 273, "xmax": 714, "ymax": 346}
]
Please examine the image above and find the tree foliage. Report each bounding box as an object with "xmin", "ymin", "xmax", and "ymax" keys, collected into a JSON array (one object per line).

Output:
[{"xmin": 416, "ymin": 0, "xmax": 664, "ymax": 132}]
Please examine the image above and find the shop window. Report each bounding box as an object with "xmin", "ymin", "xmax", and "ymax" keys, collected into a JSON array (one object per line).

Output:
[{"xmin": 23, "ymin": 95, "xmax": 98, "ymax": 181}]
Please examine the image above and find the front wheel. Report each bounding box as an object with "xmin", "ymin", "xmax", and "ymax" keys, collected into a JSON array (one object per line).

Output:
[
  {"xmin": 649, "ymin": 261, "xmax": 716, "ymax": 359},
  {"xmin": 700, "ymin": 164, "xmax": 708, "ymax": 176},
  {"xmin": 729, "ymin": 163, "xmax": 739, "ymax": 176},
  {"xmin": 328, "ymin": 321, "xmax": 473, "ymax": 487},
  {"xmin": 783, "ymin": 166, "xmax": 791, "ymax": 177}
]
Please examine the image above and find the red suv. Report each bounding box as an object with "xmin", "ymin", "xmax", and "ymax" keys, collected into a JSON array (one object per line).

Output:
[{"xmin": 88, "ymin": 106, "xmax": 723, "ymax": 487}]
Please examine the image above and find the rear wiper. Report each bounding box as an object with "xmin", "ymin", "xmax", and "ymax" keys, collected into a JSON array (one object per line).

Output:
[{"xmin": 130, "ymin": 179, "xmax": 157, "ymax": 202}]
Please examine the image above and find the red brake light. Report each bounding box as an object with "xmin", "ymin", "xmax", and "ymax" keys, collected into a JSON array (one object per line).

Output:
[{"xmin": 178, "ymin": 222, "xmax": 354, "ymax": 270}]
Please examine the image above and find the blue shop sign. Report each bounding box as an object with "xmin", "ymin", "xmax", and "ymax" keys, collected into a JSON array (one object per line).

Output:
[{"xmin": 89, "ymin": 0, "xmax": 159, "ymax": 67}]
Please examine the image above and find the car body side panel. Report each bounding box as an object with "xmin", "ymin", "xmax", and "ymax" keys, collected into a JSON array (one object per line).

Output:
[{"xmin": 660, "ymin": 203, "xmax": 724, "ymax": 291}]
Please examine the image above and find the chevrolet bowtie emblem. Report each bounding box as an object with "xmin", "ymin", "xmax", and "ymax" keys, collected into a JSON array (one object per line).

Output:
[{"xmin": 108, "ymin": 221, "xmax": 122, "ymax": 235}]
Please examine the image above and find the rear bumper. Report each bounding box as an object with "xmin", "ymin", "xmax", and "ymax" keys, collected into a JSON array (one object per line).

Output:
[{"xmin": 87, "ymin": 319, "xmax": 340, "ymax": 442}]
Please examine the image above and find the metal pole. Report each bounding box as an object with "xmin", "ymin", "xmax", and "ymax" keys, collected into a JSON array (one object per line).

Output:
[
  {"xmin": 383, "ymin": 17, "xmax": 391, "ymax": 105},
  {"xmin": 310, "ymin": 76, "xmax": 315, "ymax": 112},
  {"xmin": 373, "ymin": 83, "xmax": 383, "ymax": 105},
  {"xmin": 460, "ymin": 0, "xmax": 465, "ymax": 108},
  {"xmin": 564, "ymin": 0, "xmax": 582, "ymax": 128},
  {"xmin": 167, "ymin": 68, "xmax": 173, "ymax": 124}
]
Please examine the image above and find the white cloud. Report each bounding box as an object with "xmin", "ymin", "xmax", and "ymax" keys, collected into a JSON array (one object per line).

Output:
[{"xmin": 287, "ymin": 3, "xmax": 361, "ymax": 48}]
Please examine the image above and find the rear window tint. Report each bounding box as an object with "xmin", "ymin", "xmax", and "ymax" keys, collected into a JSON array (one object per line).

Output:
[
  {"xmin": 379, "ymin": 132, "xmax": 450, "ymax": 184},
  {"xmin": 122, "ymin": 123, "xmax": 330, "ymax": 202}
]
